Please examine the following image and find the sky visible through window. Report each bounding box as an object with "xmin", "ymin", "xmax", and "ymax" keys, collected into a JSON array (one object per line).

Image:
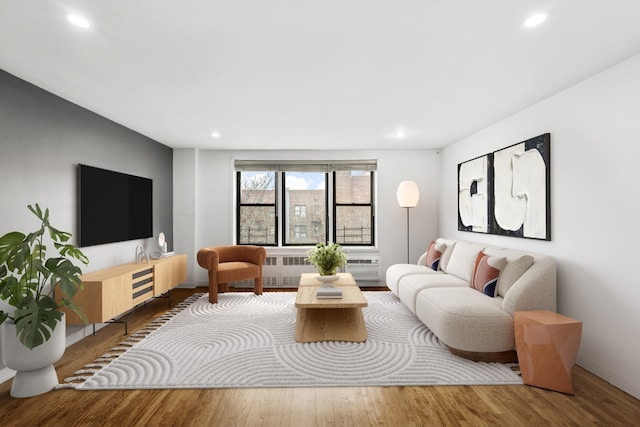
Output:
[
  {"xmin": 286, "ymin": 172, "xmax": 324, "ymax": 190},
  {"xmin": 243, "ymin": 171, "xmax": 325, "ymax": 190}
]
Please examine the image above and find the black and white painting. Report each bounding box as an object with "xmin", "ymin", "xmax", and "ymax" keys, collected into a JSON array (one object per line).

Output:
[
  {"xmin": 458, "ymin": 155, "xmax": 489, "ymax": 234},
  {"xmin": 458, "ymin": 133, "xmax": 551, "ymax": 240}
]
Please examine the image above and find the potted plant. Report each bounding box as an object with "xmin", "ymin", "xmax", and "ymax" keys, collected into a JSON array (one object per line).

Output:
[
  {"xmin": 0, "ymin": 204, "xmax": 88, "ymax": 397},
  {"xmin": 306, "ymin": 241, "xmax": 348, "ymax": 278}
]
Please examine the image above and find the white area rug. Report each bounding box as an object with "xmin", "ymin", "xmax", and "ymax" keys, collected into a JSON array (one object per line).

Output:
[{"xmin": 63, "ymin": 292, "xmax": 522, "ymax": 390}]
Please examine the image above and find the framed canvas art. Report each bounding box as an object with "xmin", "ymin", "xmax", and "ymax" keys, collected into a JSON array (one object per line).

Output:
[
  {"xmin": 458, "ymin": 133, "xmax": 551, "ymax": 240},
  {"xmin": 458, "ymin": 154, "xmax": 490, "ymax": 234},
  {"xmin": 491, "ymin": 133, "xmax": 551, "ymax": 240}
]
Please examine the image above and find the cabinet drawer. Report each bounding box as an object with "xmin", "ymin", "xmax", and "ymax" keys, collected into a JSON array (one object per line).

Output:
[{"xmin": 131, "ymin": 267, "xmax": 154, "ymax": 304}]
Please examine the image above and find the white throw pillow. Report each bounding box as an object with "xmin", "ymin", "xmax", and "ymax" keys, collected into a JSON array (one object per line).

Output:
[
  {"xmin": 438, "ymin": 241, "xmax": 456, "ymax": 272},
  {"xmin": 497, "ymin": 255, "xmax": 534, "ymax": 297},
  {"xmin": 445, "ymin": 242, "xmax": 482, "ymax": 282}
]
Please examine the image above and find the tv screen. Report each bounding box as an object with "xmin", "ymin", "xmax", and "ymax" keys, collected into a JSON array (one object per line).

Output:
[{"xmin": 78, "ymin": 164, "xmax": 153, "ymax": 247}]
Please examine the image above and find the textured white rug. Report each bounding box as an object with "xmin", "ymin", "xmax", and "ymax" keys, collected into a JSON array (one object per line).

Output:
[{"xmin": 63, "ymin": 292, "xmax": 522, "ymax": 390}]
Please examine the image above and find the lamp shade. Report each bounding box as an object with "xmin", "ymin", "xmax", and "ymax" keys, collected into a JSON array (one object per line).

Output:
[{"xmin": 397, "ymin": 180, "xmax": 419, "ymax": 207}]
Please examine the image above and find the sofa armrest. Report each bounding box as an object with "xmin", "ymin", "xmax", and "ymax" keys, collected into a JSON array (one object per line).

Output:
[{"xmin": 502, "ymin": 257, "xmax": 557, "ymax": 314}]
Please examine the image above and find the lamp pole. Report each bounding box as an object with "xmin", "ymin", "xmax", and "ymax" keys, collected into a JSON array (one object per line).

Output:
[{"xmin": 405, "ymin": 206, "xmax": 411, "ymax": 263}]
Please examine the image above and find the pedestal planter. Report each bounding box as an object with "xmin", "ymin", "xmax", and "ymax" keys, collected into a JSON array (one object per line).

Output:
[{"xmin": 2, "ymin": 314, "xmax": 66, "ymax": 398}]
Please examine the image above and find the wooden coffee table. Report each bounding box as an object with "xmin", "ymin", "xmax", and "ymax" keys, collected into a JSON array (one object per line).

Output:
[{"xmin": 295, "ymin": 272, "xmax": 368, "ymax": 343}]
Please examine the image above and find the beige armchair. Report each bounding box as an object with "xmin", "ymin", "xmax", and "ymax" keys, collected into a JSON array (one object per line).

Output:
[{"xmin": 197, "ymin": 245, "xmax": 267, "ymax": 304}]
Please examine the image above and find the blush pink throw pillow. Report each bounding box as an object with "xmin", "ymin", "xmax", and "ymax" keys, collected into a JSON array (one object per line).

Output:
[
  {"xmin": 471, "ymin": 251, "xmax": 507, "ymax": 297},
  {"xmin": 425, "ymin": 241, "xmax": 444, "ymax": 271}
]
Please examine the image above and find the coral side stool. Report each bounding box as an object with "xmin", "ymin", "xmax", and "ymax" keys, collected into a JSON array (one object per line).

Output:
[{"xmin": 514, "ymin": 310, "xmax": 582, "ymax": 395}]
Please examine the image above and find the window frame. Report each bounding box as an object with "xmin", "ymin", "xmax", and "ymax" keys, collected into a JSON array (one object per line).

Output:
[
  {"xmin": 281, "ymin": 171, "xmax": 329, "ymax": 246},
  {"xmin": 332, "ymin": 171, "xmax": 375, "ymax": 247},
  {"xmin": 235, "ymin": 170, "xmax": 278, "ymax": 246},
  {"xmin": 234, "ymin": 160, "xmax": 376, "ymax": 248}
]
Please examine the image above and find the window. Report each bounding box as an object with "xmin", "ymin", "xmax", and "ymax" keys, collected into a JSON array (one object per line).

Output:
[
  {"xmin": 235, "ymin": 160, "xmax": 376, "ymax": 247},
  {"xmin": 284, "ymin": 172, "xmax": 326, "ymax": 245},
  {"xmin": 294, "ymin": 225, "xmax": 307, "ymax": 238},
  {"xmin": 294, "ymin": 205, "xmax": 306, "ymax": 218},
  {"xmin": 236, "ymin": 171, "xmax": 277, "ymax": 245},
  {"xmin": 334, "ymin": 170, "xmax": 374, "ymax": 246}
]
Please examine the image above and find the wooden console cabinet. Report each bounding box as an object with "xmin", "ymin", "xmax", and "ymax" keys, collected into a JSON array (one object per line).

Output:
[{"xmin": 59, "ymin": 254, "xmax": 187, "ymax": 325}]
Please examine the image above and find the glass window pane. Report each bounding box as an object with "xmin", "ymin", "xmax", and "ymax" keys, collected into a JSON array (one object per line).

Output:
[
  {"xmin": 284, "ymin": 172, "xmax": 325, "ymax": 245},
  {"xmin": 240, "ymin": 171, "xmax": 276, "ymax": 204},
  {"xmin": 335, "ymin": 206, "xmax": 372, "ymax": 245},
  {"xmin": 335, "ymin": 171, "xmax": 371, "ymax": 204},
  {"xmin": 238, "ymin": 206, "xmax": 276, "ymax": 244}
]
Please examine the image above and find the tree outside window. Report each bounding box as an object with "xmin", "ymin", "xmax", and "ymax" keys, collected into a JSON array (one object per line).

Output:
[{"xmin": 237, "ymin": 171, "xmax": 277, "ymax": 245}]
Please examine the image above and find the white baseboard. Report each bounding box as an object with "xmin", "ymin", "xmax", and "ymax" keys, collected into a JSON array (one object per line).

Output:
[{"xmin": 0, "ymin": 367, "xmax": 15, "ymax": 385}]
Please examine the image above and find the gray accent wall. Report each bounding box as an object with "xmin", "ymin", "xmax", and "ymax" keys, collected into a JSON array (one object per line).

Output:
[{"xmin": 0, "ymin": 69, "xmax": 173, "ymax": 376}]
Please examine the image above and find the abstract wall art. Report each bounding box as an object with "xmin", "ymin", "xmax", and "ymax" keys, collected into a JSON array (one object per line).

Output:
[
  {"xmin": 458, "ymin": 155, "xmax": 490, "ymax": 234},
  {"xmin": 458, "ymin": 133, "xmax": 551, "ymax": 240}
]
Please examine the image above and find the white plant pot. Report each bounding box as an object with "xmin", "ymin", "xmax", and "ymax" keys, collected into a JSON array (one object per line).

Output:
[
  {"xmin": 2, "ymin": 313, "xmax": 66, "ymax": 398},
  {"xmin": 316, "ymin": 274, "xmax": 339, "ymax": 287}
]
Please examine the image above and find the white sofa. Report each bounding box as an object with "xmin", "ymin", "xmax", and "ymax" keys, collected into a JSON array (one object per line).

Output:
[{"xmin": 386, "ymin": 238, "xmax": 556, "ymax": 362}]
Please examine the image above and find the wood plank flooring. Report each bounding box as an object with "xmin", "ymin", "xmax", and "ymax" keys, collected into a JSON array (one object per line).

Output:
[{"xmin": 1, "ymin": 287, "xmax": 639, "ymax": 426}]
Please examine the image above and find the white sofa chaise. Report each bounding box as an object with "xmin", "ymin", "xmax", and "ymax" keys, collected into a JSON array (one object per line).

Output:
[{"xmin": 386, "ymin": 238, "xmax": 556, "ymax": 362}]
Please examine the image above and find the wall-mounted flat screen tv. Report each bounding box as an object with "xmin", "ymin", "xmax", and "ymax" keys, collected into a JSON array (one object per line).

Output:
[{"xmin": 78, "ymin": 164, "xmax": 153, "ymax": 247}]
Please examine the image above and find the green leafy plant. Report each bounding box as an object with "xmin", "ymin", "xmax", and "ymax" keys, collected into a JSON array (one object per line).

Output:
[
  {"xmin": 0, "ymin": 204, "xmax": 88, "ymax": 349},
  {"xmin": 306, "ymin": 242, "xmax": 348, "ymax": 276}
]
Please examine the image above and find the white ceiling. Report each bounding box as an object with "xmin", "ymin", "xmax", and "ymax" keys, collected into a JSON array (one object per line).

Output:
[{"xmin": 2, "ymin": 1, "xmax": 640, "ymax": 151}]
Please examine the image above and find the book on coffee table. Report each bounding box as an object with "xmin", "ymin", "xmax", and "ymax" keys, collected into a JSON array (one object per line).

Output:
[{"xmin": 316, "ymin": 287, "xmax": 343, "ymax": 299}]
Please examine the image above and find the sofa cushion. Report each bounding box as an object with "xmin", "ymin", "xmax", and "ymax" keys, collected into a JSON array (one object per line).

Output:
[
  {"xmin": 444, "ymin": 241, "xmax": 483, "ymax": 282},
  {"xmin": 385, "ymin": 263, "xmax": 439, "ymax": 295},
  {"xmin": 397, "ymin": 273, "xmax": 469, "ymax": 314},
  {"xmin": 497, "ymin": 255, "xmax": 534, "ymax": 297},
  {"xmin": 425, "ymin": 241, "xmax": 445, "ymax": 271},
  {"xmin": 471, "ymin": 252, "xmax": 507, "ymax": 297},
  {"xmin": 415, "ymin": 287, "xmax": 514, "ymax": 353}
]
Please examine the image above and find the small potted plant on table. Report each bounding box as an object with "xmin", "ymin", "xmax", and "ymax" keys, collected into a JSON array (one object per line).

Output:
[{"xmin": 306, "ymin": 241, "xmax": 348, "ymax": 284}]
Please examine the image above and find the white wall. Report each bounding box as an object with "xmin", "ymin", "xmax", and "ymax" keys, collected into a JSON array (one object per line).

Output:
[
  {"xmin": 173, "ymin": 149, "xmax": 441, "ymax": 286},
  {"xmin": 439, "ymin": 54, "xmax": 640, "ymax": 398},
  {"xmin": 173, "ymin": 149, "xmax": 199, "ymax": 283}
]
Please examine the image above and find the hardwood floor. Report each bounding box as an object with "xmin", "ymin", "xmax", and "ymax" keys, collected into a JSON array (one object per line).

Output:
[{"xmin": 1, "ymin": 287, "xmax": 639, "ymax": 426}]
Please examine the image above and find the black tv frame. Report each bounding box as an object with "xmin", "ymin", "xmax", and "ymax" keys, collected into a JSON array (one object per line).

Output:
[{"xmin": 78, "ymin": 164, "xmax": 153, "ymax": 247}]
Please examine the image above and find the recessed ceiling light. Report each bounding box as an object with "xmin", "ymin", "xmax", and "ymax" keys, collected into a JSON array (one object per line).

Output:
[
  {"xmin": 393, "ymin": 129, "xmax": 409, "ymax": 139},
  {"xmin": 210, "ymin": 132, "xmax": 221, "ymax": 139},
  {"xmin": 67, "ymin": 14, "xmax": 90, "ymax": 28},
  {"xmin": 524, "ymin": 13, "xmax": 547, "ymax": 28}
]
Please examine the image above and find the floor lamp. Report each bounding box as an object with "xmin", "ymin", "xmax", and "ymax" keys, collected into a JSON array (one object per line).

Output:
[{"xmin": 397, "ymin": 180, "xmax": 420, "ymax": 263}]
